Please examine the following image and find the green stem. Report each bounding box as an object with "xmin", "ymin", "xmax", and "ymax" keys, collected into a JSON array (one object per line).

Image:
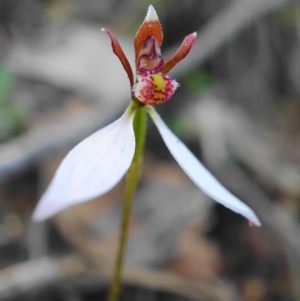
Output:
[{"xmin": 107, "ymin": 103, "xmax": 146, "ymax": 301}]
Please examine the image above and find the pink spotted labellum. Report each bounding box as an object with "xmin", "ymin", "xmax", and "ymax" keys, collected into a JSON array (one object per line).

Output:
[{"xmin": 33, "ymin": 5, "xmax": 260, "ymax": 226}]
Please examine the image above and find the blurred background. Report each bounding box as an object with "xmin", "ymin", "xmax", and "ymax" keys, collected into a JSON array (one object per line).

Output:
[{"xmin": 0, "ymin": 0, "xmax": 300, "ymax": 300}]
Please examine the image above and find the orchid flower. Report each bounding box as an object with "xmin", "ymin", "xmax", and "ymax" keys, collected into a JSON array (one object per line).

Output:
[{"xmin": 32, "ymin": 5, "xmax": 260, "ymax": 227}]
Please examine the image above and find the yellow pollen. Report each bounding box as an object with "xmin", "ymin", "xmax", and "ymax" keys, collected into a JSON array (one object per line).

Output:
[{"xmin": 152, "ymin": 74, "xmax": 166, "ymax": 90}]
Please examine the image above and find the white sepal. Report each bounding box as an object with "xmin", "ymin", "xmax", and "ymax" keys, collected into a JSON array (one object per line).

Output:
[
  {"xmin": 148, "ymin": 106, "xmax": 260, "ymax": 226},
  {"xmin": 146, "ymin": 5, "xmax": 159, "ymax": 21},
  {"xmin": 33, "ymin": 111, "xmax": 135, "ymax": 221}
]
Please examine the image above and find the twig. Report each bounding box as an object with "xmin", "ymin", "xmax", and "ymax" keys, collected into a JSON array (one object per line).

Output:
[
  {"xmin": 0, "ymin": 256, "xmax": 86, "ymax": 299},
  {"xmin": 0, "ymin": 255, "xmax": 236, "ymax": 301}
]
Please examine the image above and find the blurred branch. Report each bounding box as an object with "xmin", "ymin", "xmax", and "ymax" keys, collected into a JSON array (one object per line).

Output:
[
  {"xmin": 170, "ymin": 0, "xmax": 293, "ymax": 78},
  {"xmin": 0, "ymin": 105, "xmax": 120, "ymax": 178},
  {"xmin": 0, "ymin": 256, "xmax": 85, "ymax": 298},
  {"xmin": 0, "ymin": 254, "xmax": 236, "ymax": 301}
]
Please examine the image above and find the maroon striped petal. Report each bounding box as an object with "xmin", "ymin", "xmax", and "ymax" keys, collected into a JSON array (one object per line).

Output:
[{"xmin": 136, "ymin": 36, "xmax": 164, "ymax": 76}]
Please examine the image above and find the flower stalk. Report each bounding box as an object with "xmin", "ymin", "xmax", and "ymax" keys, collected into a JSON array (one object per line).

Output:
[{"xmin": 107, "ymin": 103, "xmax": 146, "ymax": 301}]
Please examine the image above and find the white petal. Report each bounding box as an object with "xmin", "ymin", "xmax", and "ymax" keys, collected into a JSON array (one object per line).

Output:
[
  {"xmin": 148, "ymin": 107, "xmax": 261, "ymax": 226},
  {"xmin": 33, "ymin": 111, "xmax": 135, "ymax": 221}
]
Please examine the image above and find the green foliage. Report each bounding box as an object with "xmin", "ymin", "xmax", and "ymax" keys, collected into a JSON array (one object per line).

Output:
[
  {"xmin": 167, "ymin": 112, "xmax": 192, "ymax": 138},
  {"xmin": 0, "ymin": 63, "xmax": 25, "ymax": 142},
  {"xmin": 0, "ymin": 64, "xmax": 13, "ymax": 104},
  {"xmin": 182, "ymin": 68, "xmax": 212, "ymax": 93},
  {"xmin": 275, "ymin": 4, "xmax": 300, "ymax": 31},
  {"xmin": 226, "ymin": 155, "xmax": 243, "ymax": 168}
]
